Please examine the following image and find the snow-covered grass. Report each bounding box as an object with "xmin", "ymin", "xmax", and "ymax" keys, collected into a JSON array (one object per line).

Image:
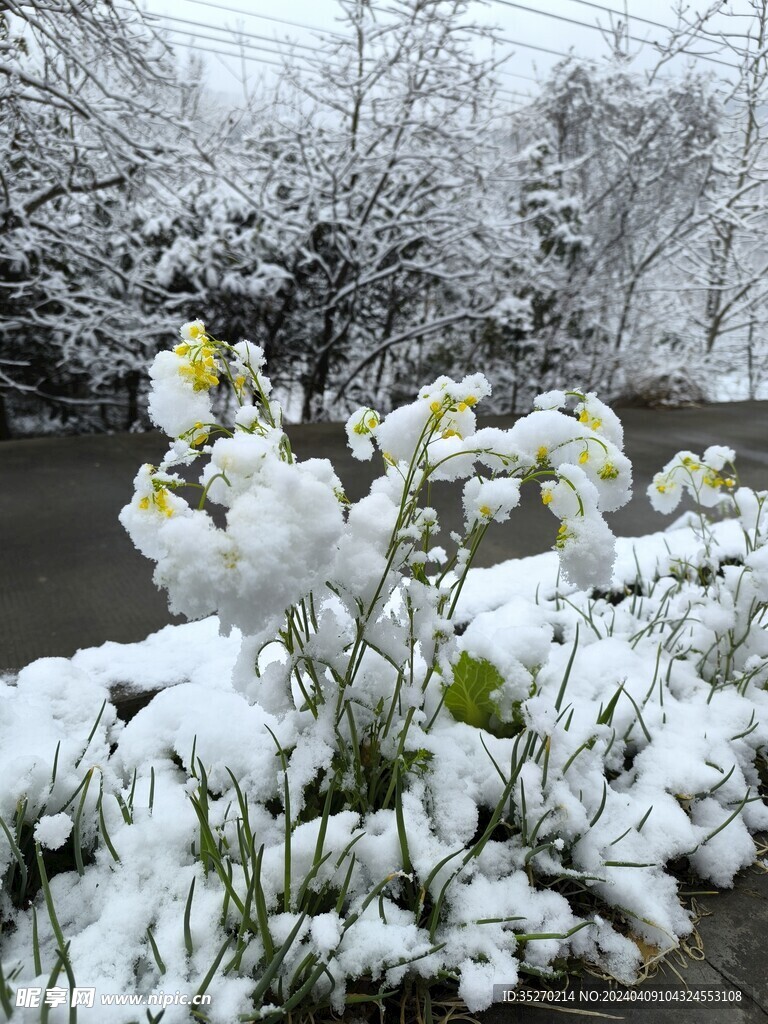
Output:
[{"xmin": 1, "ymin": 324, "xmax": 767, "ymax": 1023}]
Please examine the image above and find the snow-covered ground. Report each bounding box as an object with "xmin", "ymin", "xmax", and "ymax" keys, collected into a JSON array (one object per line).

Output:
[{"xmin": 1, "ymin": 515, "xmax": 767, "ymax": 1022}]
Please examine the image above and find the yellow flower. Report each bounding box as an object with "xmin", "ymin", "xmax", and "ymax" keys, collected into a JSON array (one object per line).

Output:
[
  {"xmin": 179, "ymin": 361, "xmax": 219, "ymax": 392},
  {"xmin": 179, "ymin": 319, "xmax": 208, "ymax": 344},
  {"xmin": 479, "ymin": 505, "xmax": 492, "ymax": 518},
  {"xmin": 464, "ymin": 395, "xmax": 477, "ymax": 406},
  {"xmin": 598, "ymin": 463, "xmax": 619, "ymax": 480},
  {"xmin": 138, "ymin": 496, "xmax": 150, "ymax": 510},
  {"xmin": 541, "ymin": 489, "xmax": 553, "ymax": 506},
  {"xmin": 353, "ymin": 409, "xmax": 379, "ymax": 436},
  {"xmin": 578, "ymin": 450, "xmax": 589, "ymax": 464},
  {"xmin": 430, "ymin": 401, "xmax": 442, "ymax": 414},
  {"xmin": 591, "ymin": 418, "xmax": 602, "ymax": 430},
  {"xmin": 578, "ymin": 409, "xmax": 589, "ymax": 424},
  {"xmin": 174, "ymin": 343, "xmax": 190, "ymax": 356},
  {"xmin": 537, "ymin": 446, "xmax": 548, "ymax": 462},
  {"xmin": 656, "ymin": 482, "xmax": 667, "ymax": 493},
  {"xmin": 442, "ymin": 428, "xmax": 461, "ymax": 439}
]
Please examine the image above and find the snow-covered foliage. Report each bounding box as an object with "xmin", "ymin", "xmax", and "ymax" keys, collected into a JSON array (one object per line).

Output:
[
  {"xmin": 1, "ymin": 323, "xmax": 766, "ymax": 1021},
  {"xmin": 491, "ymin": 58, "xmax": 722, "ymax": 410},
  {"xmin": 0, "ymin": 0, "xmax": 217, "ymax": 436}
]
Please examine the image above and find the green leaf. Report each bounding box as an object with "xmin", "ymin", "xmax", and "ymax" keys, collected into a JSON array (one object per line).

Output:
[{"xmin": 443, "ymin": 652, "xmax": 504, "ymax": 729}]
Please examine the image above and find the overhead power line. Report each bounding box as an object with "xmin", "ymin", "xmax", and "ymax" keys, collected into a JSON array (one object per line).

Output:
[
  {"xmin": 147, "ymin": 7, "xmax": 536, "ymax": 83},
  {"xmin": 565, "ymin": 0, "xmax": 704, "ymax": 34},
  {"xmin": 489, "ymin": 0, "xmax": 740, "ymax": 71},
  {"xmin": 142, "ymin": 0, "xmax": 571, "ymax": 71},
  {"xmin": 151, "ymin": 9, "xmax": 324, "ymax": 53},
  {"xmin": 164, "ymin": 31, "xmax": 312, "ymax": 68},
  {"xmin": 156, "ymin": 26, "xmax": 529, "ymax": 103},
  {"xmin": 139, "ymin": 0, "xmax": 743, "ymax": 88},
  {"xmin": 176, "ymin": 39, "xmax": 285, "ymax": 71},
  {"xmin": 178, "ymin": 0, "xmax": 347, "ymax": 39},
  {"xmin": 497, "ymin": 34, "xmax": 571, "ymax": 60}
]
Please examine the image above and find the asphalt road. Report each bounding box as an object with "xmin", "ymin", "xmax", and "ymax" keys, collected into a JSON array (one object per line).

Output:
[{"xmin": 1, "ymin": 402, "xmax": 766, "ymax": 670}]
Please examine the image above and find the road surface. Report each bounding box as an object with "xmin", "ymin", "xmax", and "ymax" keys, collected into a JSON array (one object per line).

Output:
[{"xmin": 1, "ymin": 402, "xmax": 766, "ymax": 670}]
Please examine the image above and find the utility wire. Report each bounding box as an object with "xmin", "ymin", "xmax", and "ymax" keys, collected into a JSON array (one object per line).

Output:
[
  {"xmin": 177, "ymin": 0, "xmax": 347, "ymax": 38},
  {"xmin": 148, "ymin": 9, "xmax": 324, "ymax": 53},
  {"xmin": 564, "ymin": 0, "xmax": 711, "ymax": 34},
  {"xmin": 488, "ymin": 0, "xmax": 740, "ymax": 71},
  {"xmin": 159, "ymin": 28, "xmax": 529, "ymax": 102},
  {"xmin": 176, "ymin": 39, "xmax": 285, "ymax": 71},
  {"xmin": 141, "ymin": 0, "xmax": 743, "ymax": 83},
  {"xmin": 497, "ymin": 35, "xmax": 572, "ymax": 60},
  {"xmin": 158, "ymin": 26, "xmax": 325, "ymax": 64},
  {"xmin": 147, "ymin": 7, "xmax": 537, "ymax": 82},
  {"xmin": 142, "ymin": 1, "xmax": 570, "ymax": 69},
  {"xmin": 161, "ymin": 0, "xmax": 745, "ymax": 75}
]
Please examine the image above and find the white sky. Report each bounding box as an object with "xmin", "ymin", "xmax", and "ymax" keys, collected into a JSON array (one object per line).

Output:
[{"xmin": 139, "ymin": 0, "xmax": 757, "ymax": 104}]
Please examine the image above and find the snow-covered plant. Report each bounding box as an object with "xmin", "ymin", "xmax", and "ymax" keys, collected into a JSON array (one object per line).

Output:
[
  {"xmin": 121, "ymin": 320, "xmax": 632, "ymax": 719},
  {"xmin": 647, "ymin": 446, "xmax": 768, "ymax": 691},
  {"xmin": 114, "ymin": 319, "xmax": 645, "ymax": 1014},
  {"xmin": 0, "ymin": 673, "xmax": 121, "ymax": 1004}
]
